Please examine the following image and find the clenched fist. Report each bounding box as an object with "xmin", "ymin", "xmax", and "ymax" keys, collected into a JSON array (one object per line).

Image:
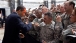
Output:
[{"xmin": 56, "ymin": 15, "xmax": 62, "ymax": 22}]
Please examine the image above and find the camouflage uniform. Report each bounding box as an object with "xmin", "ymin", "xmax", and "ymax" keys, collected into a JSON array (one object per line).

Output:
[
  {"xmin": 61, "ymin": 13, "xmax": 72, "ymax": 43},
  {"xmin": 52, "ymin": 12, "xmax": 65, "ymax": 43},
  {"xmin": 33, "ymin": 18, "xmax": 42, "ymax": 24},
  {"xmin": 27, "ymin": 18, "xmax": 43, "ymax": 41},
  {"xmin": 62, "ymin": 22, "xmax": 76, "ymax": 35},
  {"xmin": 62, "ymin": 13, "xmax": 71, "ymax": 29},
  {"xmin": 39, "ymin": 21, "xmax": 55, "ymax": 43},
  {"xmin": 52, "ymin": 12, "xmax": 71, "ymax": 29},
  {"xmin": 27, "ymin": 25, "xmax": 40, "ymax": 41},
  {"xmin": 54, "ymin": 22, "xmax": 63, "ymax": 43},
  {"xmin": 62, "ymin": 22, "xmax": 76, "ymax": 43}
]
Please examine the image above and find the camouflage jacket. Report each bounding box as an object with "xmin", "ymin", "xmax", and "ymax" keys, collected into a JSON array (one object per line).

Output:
[
  {"xmin": 62, "ymin": 22, "xmax": 76, "ymax": 36},
  {"xmin": 39, "ymin": 21, "xmax": 55, "ymax": 43}
]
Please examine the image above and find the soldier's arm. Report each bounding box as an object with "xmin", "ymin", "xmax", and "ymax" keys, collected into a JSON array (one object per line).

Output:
[{"xmin": 62, "ymin": 28, "xmax": 72, "ymax": 36}]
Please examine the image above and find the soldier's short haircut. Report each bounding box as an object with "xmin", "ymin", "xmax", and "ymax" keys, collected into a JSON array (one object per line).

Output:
[
  {"xmin": 29, "ymin": 14, "xmax": 36, "ymax": 19},
  {"xmin": 69, "ymin": 1, "xmax": 75, "ymax": 9},
  {"xmin": 44, "ymin": 12, "xmax": 52, "ymax": 18},
  {"xmin": 16, "ymin": 5, "xmax": 25, "ymax": 11},
  {"xmin": 35, "ymin": 9, "xmax": 42, "ymax": 13}
]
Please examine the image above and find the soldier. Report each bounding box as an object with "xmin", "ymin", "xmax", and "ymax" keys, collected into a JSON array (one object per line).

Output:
[
  {"xmin": 39, "ymin": 12, "xmax": 55, "ymax": 43},
  {"xmin": 24, "ymin": 9, "xmax": 43, "ymax": 43},
  {"xmin": 62, "ymin": 8, "xmax": 76, "ymax": 43},
  {"xmin": 61, "ymin": 1, "xmax": 75, "ymax": 43},
  {"xmin": 54, "ymin": 15, "xmax": 63, "ymax": 43},
  {"xmin": 33, "ymin": 9, "xmax": 43, "ymax": 24},
  {"xmin": 36, "ymin": 12, "xmax": 62, "ymax": 43},
  {"xmin": 59, "ymin": 5, "xmax": 65, "ymax": 18},
  {"xmin": 42, "ymin": 6, "xmax": 48, "ymax": 18},
  {"xmin": 62, "ymin": 1, "xmax": 75, "ymax": 29}
]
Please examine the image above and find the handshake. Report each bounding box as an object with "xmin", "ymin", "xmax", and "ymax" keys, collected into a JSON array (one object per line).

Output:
[{"xmin": 31, "ymin": 22, "xmax": 40, "ymax": 27}]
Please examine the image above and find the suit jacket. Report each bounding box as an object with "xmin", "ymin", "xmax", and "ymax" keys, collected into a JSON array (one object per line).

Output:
[{"xmin": 2, "ymin": 12, "xmax": 32, "ymax": 43}]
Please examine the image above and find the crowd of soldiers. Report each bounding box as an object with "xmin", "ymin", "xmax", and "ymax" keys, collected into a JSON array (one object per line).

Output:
[
  {"xmin": 5, "ymin": 0, "xmax": 76, "ymax": 43},
  {"xmin": 19, "ymin": 1, "xmax": 76, "ymax": 43},
  {"xmin": 18, "ymin": 1, "xmax": 76, "ymax": 43}
]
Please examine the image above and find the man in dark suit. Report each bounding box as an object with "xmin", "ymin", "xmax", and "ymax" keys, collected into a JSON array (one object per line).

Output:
[{"xmin": 2, "ymin": 5, "xmax": 32, "ymax": 43}]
